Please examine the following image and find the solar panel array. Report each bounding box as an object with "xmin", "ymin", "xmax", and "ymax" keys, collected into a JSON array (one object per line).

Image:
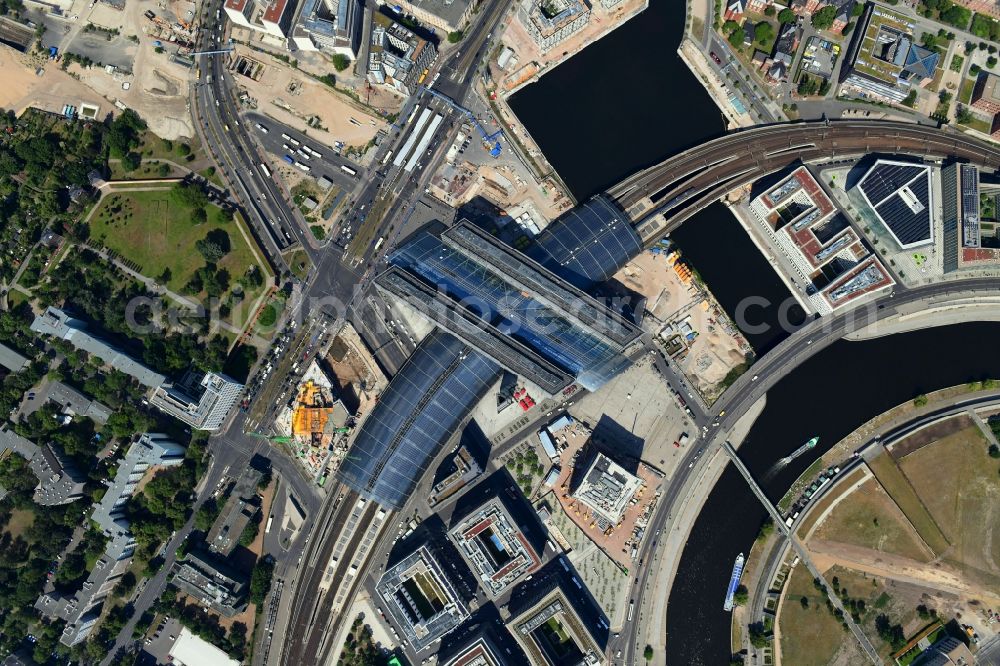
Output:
[
  {"xmin": 338, "ymin": 331, "xmax": 501, "ymax": 509},
  {"xmin": 527, "ymin": 195, "xmax": 643, "ymax": 290},
  {"xmin": 960, "ymin": 164, "xmax": 980, "ymax": 249},
  {"xmin": 860, "ymin": 162, "xmax": 932, "ymax": 246}
]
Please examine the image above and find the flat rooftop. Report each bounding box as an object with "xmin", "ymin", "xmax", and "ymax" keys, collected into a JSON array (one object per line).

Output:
[{"xmin": 449, "ymin": 498, "xmax": 541, "ymax": 598}]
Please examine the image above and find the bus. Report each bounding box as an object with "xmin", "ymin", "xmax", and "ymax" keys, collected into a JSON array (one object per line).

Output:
[
  {"xmin": 373, "ymin": 236, "xmax": 385, "ymax": 252},
  {"xmin": 628, "ymin": 601, "xmax": 635, "ymax": 622},
  {"xmin": 381, "ymin": 150, "xmax": 393, "ymax": 166},
  {"xmin": 259, "ymin": 162, "xmax": 270, "ymax": 178},
  {"xmin": 341, "ymin": 165, "xmax": 357, "ymax": 177}
]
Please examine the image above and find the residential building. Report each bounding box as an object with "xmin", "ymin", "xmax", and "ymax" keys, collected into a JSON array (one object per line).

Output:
[
  {"xmin": 29, "ymin": 443, "xmax": 87, "ymax": 506},
  {"xmin": 724, "ymin": 0, "xmax": 745, "ymax": 21},
  {"xmin": 42, "ymin": 381, "xmax": 113, "ymax": 425},
  {"xmin": 375, "ymin": 545, "xmax": 469, "ymax": 651},
  {"xmin": 170, "ymin": 550, "xmax": 249, "ymax": 617},
  {"xmin": 36, "ymin": 434, "xmax": 184, "ymax": 646},
  {"xmin": 0, "ymin": 342, "xmax": 29, "ymax": 373},
  {"xmin": 390, "ymin": 0, "xmax": 475, "ymax": 33},
  {"xmin": 830, "ymin": 0, "xmax": 854, "ymax": 33},
  {"xmin": 150, "ymin": 371, "xmax": 244, "ymax": 432},
  {"xmin": 367, "ymin": 14, "xmax": 438, "ymax": 95},
  {"xmin": 518, "ymin": 0, "xmax": 591, "ymax": 53},
  {"xmin": 768, "ymin": 21, "xmax": 801, "ymax": 82},
  {"xmin": 291, "ymin": 0, "xmax": 364, "ymax": 56},
  {"xmin": 30, "ymin": 307, "xmax": 167, "ymax": 389},
  {"xmin": 972, "ymin": 71, "xmax": 1000, "ymax": 115}
]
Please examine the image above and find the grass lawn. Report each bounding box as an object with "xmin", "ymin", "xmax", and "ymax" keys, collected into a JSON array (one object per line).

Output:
[
  {"xmin": 89, "ymin": 190, "xmax": 270, "ymax": 313},
  {"xmin": 959, "ymin": 114, "xmax": 994, "ymax": 134},
  {"xmin": 283, "ymin": 247, "xmax": 312, "ymax": 281},
  {"xmin": 2, "ymin": 507, "xmax": 36, "ymax": 541},
  {"xmin": 795, "ymin": 467, "xmax": 868, "ymax": 540},
  {"xmin": 866, "ymin": 452, "xmax": 950, "ymax": 556},
  {"xmin": 778, "ymin": 564, "xmax": 850, "ymax": 666},
  {"xmin": 898, "ymin": 424, "xmax": 1000, "ymax": 587},
  {"xmin": 198, "ymin": 167, "xmax": 224, "ymax": 188},
  {"xmin": 812, "ymin": 478, "xmax": 933, "ymax": 562},
  {"xmin": 109, "ymin": 159, "xmax": 184, "ymax": 181},
  {"xmin": 959, "ymin": 76, "xmax": 976, "ymax": 104}
]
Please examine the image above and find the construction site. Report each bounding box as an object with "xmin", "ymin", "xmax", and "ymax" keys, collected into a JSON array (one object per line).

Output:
[
  {"xmin": 615, "ymin": 243, "xmax": 753, "ymax": 404},
  {"xmin": 274, "ymin": 359, "xmax": 353, "ymax": 485}
]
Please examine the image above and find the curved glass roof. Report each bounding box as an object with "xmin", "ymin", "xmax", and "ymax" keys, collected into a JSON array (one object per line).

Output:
[
  {"xmin": 527, "ymin": 195, "xmax": 642, "ymax": 290},
  {"xmin": 338, "ymin": 330, "xmax": 500, "ymax": 509}
]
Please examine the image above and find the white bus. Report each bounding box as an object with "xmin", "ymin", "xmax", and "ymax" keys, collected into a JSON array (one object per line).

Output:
[
  {"xmin": 258, "ymin": 162, "xmax": 270, "ymax": 178},
  {"xmin": 628, "ymin": 601, "xmax": 635, "ymax": 622},
  {"xmin": 341, "ymin": 165, "xmax": 357, "ymax": 177},
  {"xmin": 373, "ymin": 236, "xmax": 385, "ymax": 252},
  {"xmin": 381, "ymin": 150, "xmax": 393, "ymax": 166}
]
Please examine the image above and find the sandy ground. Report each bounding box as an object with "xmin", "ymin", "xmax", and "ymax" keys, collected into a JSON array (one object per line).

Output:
[
  {"xmin": 0, "ymin": 47, "xmax": 111, "ymax": 118},
  {"xmin": 808, "ymin": 541, "xmax": 1000, "ymax": 608},
  {"xmin": 431, "ymin": 158, "xmax": 573, "ymax": 219},
  {"xmin": 616, "ymin": 250, "xmax": 752, "ymax": 401},
  {"xmin": 227, "ymin": 43, "xmax": 385, "ymax": 152}
]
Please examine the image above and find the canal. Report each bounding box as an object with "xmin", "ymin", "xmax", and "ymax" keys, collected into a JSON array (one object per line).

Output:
[{"xmin": 507, "ymin": 1, "xmax": 1000, "ymax": 664}]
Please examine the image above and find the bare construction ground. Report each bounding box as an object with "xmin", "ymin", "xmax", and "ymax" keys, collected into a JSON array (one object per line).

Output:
[
  {"xmin": 615, "ymin": 250, "xmax": 752, "ymax": 402},
  {"xmin": 227, "ymin": 44, "xmax": 385, "ymax": 152},
  {"xmin": 0, "ymin": 47, "xmax": 109, "ymax": 118}
]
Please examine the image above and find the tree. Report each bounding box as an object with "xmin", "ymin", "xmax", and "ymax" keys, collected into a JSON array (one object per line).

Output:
[
  {"xmin": 755, "ymin": 21, "xmax": 775, "ymax": 44},
  {"xmin": 733, "ymin": 585, "xmax": 749, "ymax": 606},
  {"xmin": 447, "ymin": 30, "xmax": 464, "ymax": 43},
  {"xmin": 723, "ymin": 19, "xmax": 741, "ymax": 33},
  {"xmin": 842, "ymin": 21, "xmax": 855, "ymax": 35},
  {"xmin": 177, "ymin": 142, "xmax": 191, "ymax": 157},
  {"xmin": 172, "ymin": 181, "xmax": 209, "ymax": 209},
  {"xmin": 811, "ymin": 5, "xmax": 837, "ymax": 30},
  {"xmin": 121, "ymin": 151, "xmax": 141, "ymax": 172},
  {"xmin": 903, "ymin": 89, "xmax": 918, "ymax": 107},
  {"xmin": 988, "ymin": 444, "xmax": 1000, "ymax": 458},
  {"xmin": 956, "ymin": 104, "xmax": 974, "ymax": 124},
  {"xmin": 728, "ymin": 27, "xmax": 746, "ymax": 46},
  {"xmin": 852, "ymin": 2, "xmax": 864, "ymax": 15},
  {"xmin": 748, "ymin": 622, "xmax": 770, "ymax": 648},
  {"xmin": 195, "ymin": 229, "xmax": 231, "ymax": 263},
  {"xmin": 643, "ymin": 645, "xmax": 654, "ymax": 661},
  {"xmin": 250, "ymin": 558, "xmax": 275, "ymax": 605},
  {"xmin": 778, "ymin": 8, "xmax": 796, "ymax": 23},
  {"xmin": 989, "ymin": 56, "xmax": 998, "ymax": 68},
  {"xmin": 800, "ymin": 595, "xmax": 809, "ymax": 609},
  {"xmin": 331, "ymin": 54, "xmax": 350, "ymax": 71},
  {"xmin": 764, "ymin": 5, "xmax": 776, "ymax": 15},
  {"xmin": 192, "ymin": 207, "xmax": 207, "ymax": 225}
]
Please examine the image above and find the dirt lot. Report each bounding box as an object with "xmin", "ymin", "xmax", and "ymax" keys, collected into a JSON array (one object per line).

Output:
[
  {"xmin": 866, "ymin": 450, "xmax": 950, "ymax": 556},
  {"xmin": 0, "ymin": 47, "xmax": 111, "ymax": 118},
  {"xmin": 227, "ymin": 44, "xmax": 385, "ymax": 152},
  {"xmin": 615, "ymin": 250, "xmax": 752, "ymax": 402},
  {"xmin": 812, "ymin": 477, "xmax": 934, "ymax": 564}
]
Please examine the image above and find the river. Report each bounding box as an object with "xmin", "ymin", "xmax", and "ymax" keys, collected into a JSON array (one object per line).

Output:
[{"xmin": 507, "ymin": 1, "xmax": 1000, "ymax": 664}]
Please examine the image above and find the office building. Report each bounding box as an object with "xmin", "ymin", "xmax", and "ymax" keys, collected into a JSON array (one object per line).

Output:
[
  {"xmin": 856, "ymin": 159, "xmax": 935, "ymax": 248},
  {"xmin": 840, "ymin": 4, "xmax": 939, "ymax": 102},
  {"xmin": 169, "ymin": 629, "xmax": 241, "ymax": 666},
  {"xmin": 518, "ymin": 0, "xmax": 591, "ymax": 53},
  {"xmin": 972, "ymin": 72, "xmax": 1000, "ymax": 115},
  {"xmin": 449, "ymin": 498, "xmax": 541, "ymax": 598},
  {"xmin": 207, "ymin": 468, "xmax": 263, "ymax": 557},
  {"xmin": 150, "ymin": 371, "xmax": 244, "ymax": 432},
  {"xmin": 441, "ymin": 632, "xmax": 508, "ymax": 666},
  {"xmin": 391, "ymin": 0, "xmax": 475, "ymax": 32},
  {"xmin": 291, "ymin": 0, "xmax": 363, "ymax": 56},
  {"xmin": 942, "ymin": 163, "xmax": 1000, "ymax": 271},
  {"xmin": 376, "ymin": 545, "xmax": 469, "ymax": 652},
  {"xmin": 572, "ymin": 452, "xmax": 642, "ymax": 528},
  {"xmin": 509, "ymin": 588, "xmax": 602, "ymax": 666},
  {"xmin": 367, "ymin": 14, "xmax": 438, "ymax": 95},
  {"xmin": 30, "ymin": 307, "xmax": 167, "ymax": 389},
  {"xmin": 170, "ymin": 551, "xmax": 249, "ymax": 617},
  {"xmin": 224, "ymin": 0, "xmax": 295, "ymax": 38}
]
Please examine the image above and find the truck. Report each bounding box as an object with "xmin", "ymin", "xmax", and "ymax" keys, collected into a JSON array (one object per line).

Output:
[
  {"xmin": 144, "ymin": 9, "xmax": 155, "ymax": 19},
  {"xmin": 678, "ymin": 432, "xmax": 690, "ymax": 446}
]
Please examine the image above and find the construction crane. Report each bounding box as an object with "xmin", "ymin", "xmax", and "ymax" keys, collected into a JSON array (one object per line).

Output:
[
  {"xmin": 188, "ymin": 47, "xmax": 234, "ymax": 56},
  {"xmin": 419, "ymin": 85, "xmax": 503, "ymax": 156}
]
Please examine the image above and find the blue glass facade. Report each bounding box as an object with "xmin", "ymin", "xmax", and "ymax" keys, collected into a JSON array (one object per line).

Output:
[
  {"xmin": 528, "ymin": 195, "xmax": 642, "ymax": 290},
  {"xmin": 387, "ymin": 221, "xmax": 638, "ymax": 392},
  {"xmin": 338, "ymin": 330, "xmax": 500, "ymax": 509}
]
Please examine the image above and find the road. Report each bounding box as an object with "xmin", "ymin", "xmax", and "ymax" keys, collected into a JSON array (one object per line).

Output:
[{"xmin": 616, "ymin": 277, "xmax": 1000, "ymax": 664}]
